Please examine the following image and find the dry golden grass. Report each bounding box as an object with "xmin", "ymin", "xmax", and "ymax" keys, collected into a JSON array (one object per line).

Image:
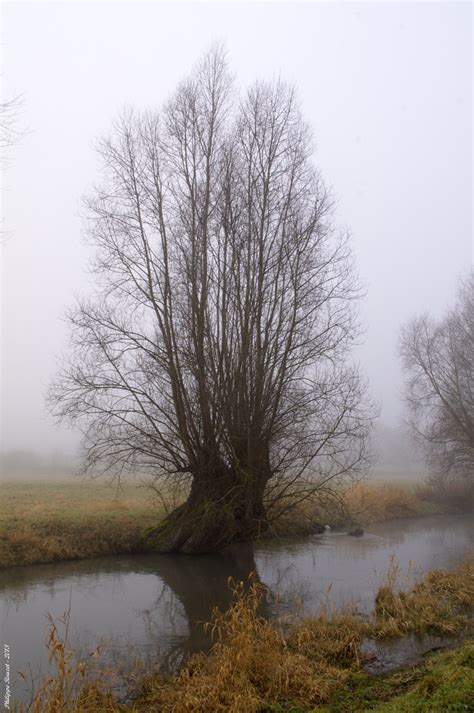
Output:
[
  {"xmin": 267, "ymin": 480, "xmax": 450, "ymax": 538},
  {"xmin": 0, "ymin": 519, "xmax": 156, "ymax": 569},
  {"xmin": 0, "ymin": 476, "xmax": 460, "ymax": 569},
  {"xmin": 17, "ymin": 552, "xmax": 474, "ymax": 713},
  {"xmin": 21, "ymin": 578, "xmax": 350, "ymax": 713},
  {"xmin": 138, "ymin": 553, "xmax": 472, "ymax": 712},
  {"xmin": 0, "ymin": 479, "xmax": 160, "ymax": 568},
  {"xmin": 138, "ymin": 577, "xmax": 350, "ymax": 712},
  {"xmin": 374, "ymin": 554, "xmax": 474, "ymax": 638},
  {"xmin": 17, "ymin": 609, "xmax": 130, "ymax": 713},
  {"xmin": 342, "ymin": 481, "xmax": 436, "ymax": 524},
  {"xmin": 289, "ymin": 608, "xmax": 370, "ymax": 668}
]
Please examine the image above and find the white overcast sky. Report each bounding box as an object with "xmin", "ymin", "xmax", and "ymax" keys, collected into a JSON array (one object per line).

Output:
[{"xmin": 1, "ymin": 1, "xmax": 472, "ymax": 455}]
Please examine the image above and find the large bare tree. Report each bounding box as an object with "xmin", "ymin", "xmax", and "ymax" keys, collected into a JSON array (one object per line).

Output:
[
  {"xmin": 400, "ymin": 271, "xmax": 474, "ymax": 486},
  {"xmin": 51, "ymin": 49, "xmax": 372, "ymax": 553}
]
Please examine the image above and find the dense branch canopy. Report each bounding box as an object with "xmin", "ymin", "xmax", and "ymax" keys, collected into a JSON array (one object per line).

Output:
[{"xmin": 50, "ymin": 49, "xmax": 372, "ymax": 535}]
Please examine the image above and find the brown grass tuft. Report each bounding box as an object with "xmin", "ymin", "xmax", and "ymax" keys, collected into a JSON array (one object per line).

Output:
[
  {"xmin": 290, "ymin": 608, "xmax": 370, "ymax": 667},
  {"xmin": 17, "ymin": 552, "xmax": 474, "ymax": 713},
  {"xmin": 139, "ymin": 576, "xmax": 348, "ymax": 712},
  {"xmin": 23, "ymin": 609, "xmax": 128, "ymax": 713},
  {"xmin": 374, "ymin": 555, "xmax": 474, "ymax": 638}
]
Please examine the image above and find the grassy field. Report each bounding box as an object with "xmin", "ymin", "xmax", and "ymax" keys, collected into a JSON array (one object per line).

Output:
[
  {"xmin": 0, "ymin": 478, "xmax": 161, "ymax": 568},
  {"xmin": 0, "ymin": 475, "xmax": 457, "ymax": 569},
  {"xmin": 20, "ymin": 553, "xmax": 474, "ymax": 712}
]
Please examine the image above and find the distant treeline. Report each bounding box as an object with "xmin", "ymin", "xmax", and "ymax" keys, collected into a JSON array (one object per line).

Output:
[
  {"xmin": 0, "ymin": 449, "xmax": 78, "ymax": 476},
  {"xmin": 1, "ymin": 423, "xmax": 422, "ymax": 479}
]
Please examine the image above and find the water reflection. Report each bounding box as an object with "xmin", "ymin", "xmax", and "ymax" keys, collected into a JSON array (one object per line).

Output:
[
  {"xmin": 1, "ymin": 542, "xmax": 267, "ymax": 701},
  {"xmin": 1, "ymin": 513, "xmax": 473, "ymax": 706}
]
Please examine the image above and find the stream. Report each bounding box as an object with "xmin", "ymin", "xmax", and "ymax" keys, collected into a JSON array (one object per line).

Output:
[{"xmin": 1, "ymin": 513, "xmax": 473, "ymax": 705}]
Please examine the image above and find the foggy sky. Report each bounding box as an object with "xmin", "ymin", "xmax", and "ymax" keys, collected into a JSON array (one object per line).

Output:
[{"xmin": 1, "ymin": 2, "xmax": 472, "ymax": 456}]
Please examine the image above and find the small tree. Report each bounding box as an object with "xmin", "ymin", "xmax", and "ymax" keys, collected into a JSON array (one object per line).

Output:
[
  {"xmin": 400, "ymin": 271, "xmax": 474, "ymax": 487},
  {"xmin": 51, "ymin": 48, "xmax": 372, "ymax": 553}
]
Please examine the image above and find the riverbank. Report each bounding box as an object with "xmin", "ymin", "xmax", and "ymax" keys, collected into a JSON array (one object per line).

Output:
[
  {"xmin": 0, "ymin": 477, "xmax": 459, "ymax": 569},
  {"xmin": 21, "ymin": 552, "xmax": 474, "ymax": 712},
  {"xmin": 265, "ymin": 479, "xmax": 452, "ymax": 539},
  {"xmin": 0, "ymin": 479, "xmax": 158, "ymax": 568}
]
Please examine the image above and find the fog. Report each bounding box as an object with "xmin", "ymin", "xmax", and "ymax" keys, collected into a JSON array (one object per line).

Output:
[{"xmin": 1, "ymin": 2, "xmax": 472, "ymax": 467}]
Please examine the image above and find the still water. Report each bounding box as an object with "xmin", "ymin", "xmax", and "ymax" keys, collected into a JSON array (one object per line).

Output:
[{"xmin": 1, "ymin": 514, "xmax": 473, "ymax": 703}]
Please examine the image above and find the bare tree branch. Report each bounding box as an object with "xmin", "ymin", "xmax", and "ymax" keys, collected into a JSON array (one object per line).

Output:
[
  {"xmin": 400, "ymin": 271, "xmax": 474, "ymax": 486},
  {"xmin": 50, "ymin": 48, "xmax": 373, "ymax": 553}
]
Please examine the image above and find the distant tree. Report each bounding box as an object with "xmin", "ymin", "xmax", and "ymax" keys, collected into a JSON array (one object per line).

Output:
[
  {"xmin": 50, "ymin": 48, "xmax": 372, "ymax": 553},
  {"xmin": 400, "ymin": 272, "xmax": 474, "ymax": 486},
  {"xmin": 0, "ymin": 94, "xmax": 23, "ymax": 161},
  {"xmin": 1, "ymin": 93, "xmax": 23, "ymax": 240}
]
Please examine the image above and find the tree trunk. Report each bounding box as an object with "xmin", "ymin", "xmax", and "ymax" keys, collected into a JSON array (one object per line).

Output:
[{"xmin": 145, "ymin": 469, "xmax": 270, "ymax": 554}]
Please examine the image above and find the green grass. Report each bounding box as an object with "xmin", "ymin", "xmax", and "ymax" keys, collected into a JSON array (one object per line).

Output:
[
  {"xmin": 249, "ymin": 645, "xmax": 474, "ymax": 712},
  {"xmin": 314, "ymin": 642, "xmax": 474, "ymax": 712}
]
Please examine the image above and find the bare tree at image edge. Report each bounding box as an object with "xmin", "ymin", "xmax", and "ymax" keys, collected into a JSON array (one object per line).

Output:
[
  {"xmin": 0, "ymin": 95, "xmax": 23, "ymax": 159},
  {"xmin": 1, "ymin": 94, "xmax": 24, "ymax": 239},
  {"xmin": 50, "ymin": 48, "xmax": 373, "ymax": 554},
  {"xmin": 400, "ymin": 271, "xmax": 474, "ymax": 494}
]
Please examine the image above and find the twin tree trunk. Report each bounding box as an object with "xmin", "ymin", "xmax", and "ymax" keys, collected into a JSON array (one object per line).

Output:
[{"xmin": 147, "ymin": 455, "xmax": 271, "ymax": 554}]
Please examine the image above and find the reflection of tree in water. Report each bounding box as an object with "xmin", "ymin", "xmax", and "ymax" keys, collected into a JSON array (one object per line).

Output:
[
  {"xmin": 138, "ymin": 543, "xmax": 269, "ymax": 672},
  {"xmin": 140, "ymin": 584, "xmax": 187, "ymax": 640},
  {"xmin": 0, "ymin": 547, "xmax": 269, "ymax": 674},
  {"xmin": 2, "ymin": 587, "xmax": 29, "ymax": 610}
]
